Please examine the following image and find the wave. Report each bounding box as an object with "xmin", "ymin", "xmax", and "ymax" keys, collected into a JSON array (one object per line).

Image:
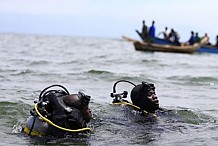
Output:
[
  {"xmin": 0, "ymin": 101, "xmax": 31, "ymax": 136},
  {"xmin": 158, "ymin": 107, "xmax": 215, "ymax": 125},
  {"xmin": 91, "ymin": 104, "xmax": 217, "ymax": 145},
  {"xmin": 87, "ymin": 69, "xmax": 112, "ymax": 75},
  {"xmin": 84, "ymin": 70, "xmax": 154, "ymax": 84},
  {"xmin": 167, "ymin": 75, "xmax": 218, "ymax": 86},
  {"xmin": 0, "ymin": 101, "xmax": 31, "ymax": 118},
  {"xmin": 28, "ymin": 60, "xmax": 50, "ymax": 66}
]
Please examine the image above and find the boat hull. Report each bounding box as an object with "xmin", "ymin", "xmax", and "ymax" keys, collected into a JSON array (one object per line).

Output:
[
  {"xmin": 198, "ymin": 45, "xmax": 218, "ymax": 54},
  {"xmin": 134, "ymin": 41, "xmax": 199, "ymax": 54}
]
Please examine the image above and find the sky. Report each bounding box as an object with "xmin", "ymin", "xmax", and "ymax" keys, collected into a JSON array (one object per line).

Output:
[{"xmin": 0, "ymin": 0, "xmax": 217, "ymax": 43}]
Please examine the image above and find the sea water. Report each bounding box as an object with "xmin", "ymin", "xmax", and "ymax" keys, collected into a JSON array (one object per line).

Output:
[{"xmin": 0, "ymin": 33, "xmax": 217, "ymax": 145}]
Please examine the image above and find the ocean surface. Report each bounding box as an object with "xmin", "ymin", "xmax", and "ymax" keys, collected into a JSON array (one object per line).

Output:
[{"xmin": 0, "ymin": 33, "xmax": 218, "ymax": 146}]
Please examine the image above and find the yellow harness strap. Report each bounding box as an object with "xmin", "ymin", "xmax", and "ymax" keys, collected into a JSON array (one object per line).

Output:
[
  {"xmin": 112, "ymin": 101, "xmax": 157, "ymax": 117},
  {"xmin": 34, "ymin": 104, "xmax": 91, "ymax": 133}
]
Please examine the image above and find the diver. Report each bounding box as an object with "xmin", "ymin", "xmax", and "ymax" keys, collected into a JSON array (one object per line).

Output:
[
  {"xmin": 110, "ymin": 80, "xmax": 160, "ymax": 117},
  {"xmin": 23, "ymin": 84, "xmax": 92, "ymax": 137}
]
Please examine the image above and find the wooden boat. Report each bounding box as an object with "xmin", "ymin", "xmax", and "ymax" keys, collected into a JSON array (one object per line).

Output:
[{"xmin": 122, "ymin": 36, "xmax": 209, "ymax": 54}]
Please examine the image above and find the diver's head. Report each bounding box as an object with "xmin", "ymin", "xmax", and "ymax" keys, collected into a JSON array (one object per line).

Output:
[
  {"xmin": 63, "ymin": 92, "xmax": 92, "ymax": 123},
  {"xmin": 130, "ymin": 82, "xmax": 159, "ymax": 113}
]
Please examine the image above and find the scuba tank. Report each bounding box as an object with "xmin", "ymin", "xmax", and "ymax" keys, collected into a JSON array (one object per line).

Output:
[
  {"xmin": 23, "ymin": 116, "xmax": 48, "ymax": 136},
  {"xmin": 23, "ymin": 97, "xmax": 51, "ymax": 136}
]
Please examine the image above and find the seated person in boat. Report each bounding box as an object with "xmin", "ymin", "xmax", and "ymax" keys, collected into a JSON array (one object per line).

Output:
[
  {"xmin": 23, "ymin": 85, "xmax": 92, "ymax": 137},
  {"xmin": 135, "ymin": 20, "xmax": 148, "ymax": 41},
  {"xmin": 201, "ymin": 33, "xmax": 211, "ymax": 46},
  {"xmin": 111, "ymin": 80, "xmax": 159, "ymax": 117},
  {"xmin": 168, "ymin": 29, "xmax": 181, "ymax": 46},
  {"xmin": 158, "ymin": 27, "xmax": 169, "ymax": 40},
  {"xmin": 187, "ymin": 31, "xmax": 195, "ymax": 45},
  {"xmin": 182, "ymin": 31, "xmax": 198, "ymax": 46},
  {"xmin": 194, "ymin": 32, "xmax": 201, "ymax": 43}
]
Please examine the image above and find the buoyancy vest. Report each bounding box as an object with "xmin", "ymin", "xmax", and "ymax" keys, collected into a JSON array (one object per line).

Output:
[{"xmin": 43, "ymin": 91, "xmax": 87, "ymax": 136}]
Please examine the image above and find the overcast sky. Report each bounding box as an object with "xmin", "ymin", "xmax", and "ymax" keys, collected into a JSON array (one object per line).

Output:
[{"xmin": 0, "ymin": 0, "xmax": 217, "ymax": 43}]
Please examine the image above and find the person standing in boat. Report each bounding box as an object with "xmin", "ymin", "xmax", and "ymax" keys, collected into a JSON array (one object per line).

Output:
[
  {"xmin": 135, "ymin": 20, "xmax": 148, "ymax": 41},
  {"xmin": 148, "ymin": 21, "xmax": 156, "ymax": 42}
]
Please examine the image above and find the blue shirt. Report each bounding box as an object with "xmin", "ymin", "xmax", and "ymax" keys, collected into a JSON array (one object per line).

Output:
[
  {"xmin": 149, "ymin": 25, "xmax": 155, "ymax": 38},
  {"xmin": 188, "ymin": 35, "xmax": 195, "ymax": 45}
]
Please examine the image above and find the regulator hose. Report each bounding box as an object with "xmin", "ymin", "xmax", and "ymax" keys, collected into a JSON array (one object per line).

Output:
[
  {"xmin": 34, "ymin": 103, "xmax": 91, "ymax": 132},
  {"xmin": 39, "ymin": 84, "xmax": 70, "ymax": 101},
  {"xmin": 112, "ymin": 80, "xmax": 136, "ymax": 93}
]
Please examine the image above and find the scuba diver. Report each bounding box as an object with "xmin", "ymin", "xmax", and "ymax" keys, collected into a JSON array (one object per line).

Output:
[
  {"xmin": 23, "ymin": 84, "xmax": 92, "ymax": 137},
  {"xmin": 110, "ymin": 80, "xmax": 160, "ymax": 117}
]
